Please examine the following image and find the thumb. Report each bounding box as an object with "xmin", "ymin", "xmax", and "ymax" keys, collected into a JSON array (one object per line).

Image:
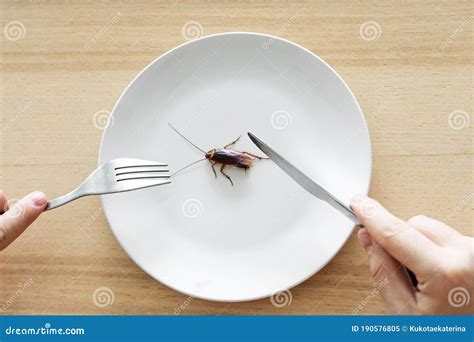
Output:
[
  {"xmin": 0, "ymin": 191, "xmax": 47, "ymax": 250},
  {"xmin": 357, "ymin": 229, "xmax": 416, "ymax": 314},
  {"xmin": 351, "ymin": 194, "xmax": 440, "ymax": 276}
]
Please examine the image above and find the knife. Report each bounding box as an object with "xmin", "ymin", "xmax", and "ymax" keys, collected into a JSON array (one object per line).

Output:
[{"xmin": 248, "ymin": 132, "xmax": 363, "ymax": 227}]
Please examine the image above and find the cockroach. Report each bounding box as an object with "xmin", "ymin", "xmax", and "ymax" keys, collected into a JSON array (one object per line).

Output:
[{"xmin": 169, "ymin": 123, "xmax": 268, "ymax": 186}]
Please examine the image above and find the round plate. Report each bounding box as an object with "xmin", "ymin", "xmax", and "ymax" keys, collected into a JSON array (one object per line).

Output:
[{"xmin": 99, "ymin": 32, "xmax": 371, "ymax": 302}]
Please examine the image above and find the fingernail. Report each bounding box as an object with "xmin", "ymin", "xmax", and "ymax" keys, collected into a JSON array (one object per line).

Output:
[
  {"xmin": 358, "ymin": 230, "xmax": 372, "ymax": 250},
  {"xmin": 30, "ymin": 192, "xmax": 47, "ymax": 207},
  {"xmin": 351, "ymin": 194, "xmax": 369, "ymax": 209}
]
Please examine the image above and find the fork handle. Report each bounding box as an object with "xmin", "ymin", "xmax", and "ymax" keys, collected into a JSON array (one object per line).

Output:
[{"xmin": 45, "ymin": 189, "xmax": 88, "ymax": 211}]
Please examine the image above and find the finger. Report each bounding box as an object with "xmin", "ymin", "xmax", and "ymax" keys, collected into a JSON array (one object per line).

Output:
[
  {"xmin": 351, "ymin": 195, "xmax": 441, "ymax": 277},
  {"xmin": 407, "ymin": 215, "xmax": 463, "ymax": 246},
  {"xmin": 358, "ymin": 230, "xmax": 416, "ymax": 313},
  {"xmin": 0, "ymin": 191, "xmax": 47, "ymax": 250},
  {"xmin": 0, "ymin": 191, "xmax": 8, "ymax": 214},
  {"xmin": 357, "ymin": 227, "xmax": 373, "ymax": 249}
]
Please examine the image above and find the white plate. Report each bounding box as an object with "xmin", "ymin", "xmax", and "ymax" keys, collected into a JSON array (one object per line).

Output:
[{"xmin": 99, "ymin": 32, "xmax": 372, "ymax": 302}]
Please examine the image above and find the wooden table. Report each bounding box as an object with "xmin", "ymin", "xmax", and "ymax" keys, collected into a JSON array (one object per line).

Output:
[{"xmin": 1, "ymin": 0, "xmax": 471, "ymax": 315}]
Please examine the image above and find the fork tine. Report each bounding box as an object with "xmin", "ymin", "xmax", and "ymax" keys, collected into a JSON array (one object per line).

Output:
[
  {"xmin": 115, "ymin": 164, "xmax": 168, "ymax": 170},
  {"xmin": 115, "ymin": 167, "xmax": 169, "ymax": 176},
  {"xmin": 116, "ymin": 178, "xmax": 171, "ymax": 191},
  {"xmin": 117, "ymin": 175, "xmax": 170, "ymax": 182},
  {"xmin": 113, "ymin": 158, "xmax": 167, "ymax": 170}
]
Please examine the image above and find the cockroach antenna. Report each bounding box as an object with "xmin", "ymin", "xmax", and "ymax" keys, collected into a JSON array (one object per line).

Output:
[
  {"xmin": 171, "ymin": 158, "xmax": 207, "ymax": 177},
  {"xmin": 168, "ymin": 123, "xmax": 206, "ymax": 154}
]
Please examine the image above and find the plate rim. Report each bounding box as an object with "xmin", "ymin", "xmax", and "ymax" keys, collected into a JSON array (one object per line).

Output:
[{"xmin": 98, "ymin": 31, "xmax": 373, "ymax": 302}]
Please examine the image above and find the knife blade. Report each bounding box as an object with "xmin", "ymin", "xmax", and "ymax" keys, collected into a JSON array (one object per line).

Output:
[{"xmin": 247, "ymin": 132, "xmax": 362, "ymax": 226}]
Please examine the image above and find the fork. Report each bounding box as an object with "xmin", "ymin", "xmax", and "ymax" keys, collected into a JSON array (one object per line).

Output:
[{"xmin": 45, "ymin": 158, "xmax": 171, "ymax": 210}]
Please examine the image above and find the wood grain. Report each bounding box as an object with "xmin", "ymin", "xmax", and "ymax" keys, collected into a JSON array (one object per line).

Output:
[{"xmin": 0, "ymin": 0, "xmax": 472, "ymax": 315}]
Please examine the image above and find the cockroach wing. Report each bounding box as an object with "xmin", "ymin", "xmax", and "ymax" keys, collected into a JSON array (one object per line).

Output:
[{"xmin": 212, "ymin": 149, "xmax": 254, "ymax": 169}]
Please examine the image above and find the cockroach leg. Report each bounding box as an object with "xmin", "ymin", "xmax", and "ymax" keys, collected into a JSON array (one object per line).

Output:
[
  {"xmin": 220, "ymin": 164, "xmax": 234, "ymax": 186},
  {"xmin": 210, "ymin": 161, "xmax": 217, "ymax": 178},
  {"xmin": 242, "ymin": 152, "xmax": 269, "ymax": 160},
  {"xmin": 224, "ymin": 135, "xmax": 241, "ymax": 149}
]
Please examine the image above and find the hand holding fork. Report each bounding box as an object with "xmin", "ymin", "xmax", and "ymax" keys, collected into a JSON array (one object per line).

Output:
[{"xmin": 0, "ymin": 158, "xmax": 170, "ymax": 250}]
